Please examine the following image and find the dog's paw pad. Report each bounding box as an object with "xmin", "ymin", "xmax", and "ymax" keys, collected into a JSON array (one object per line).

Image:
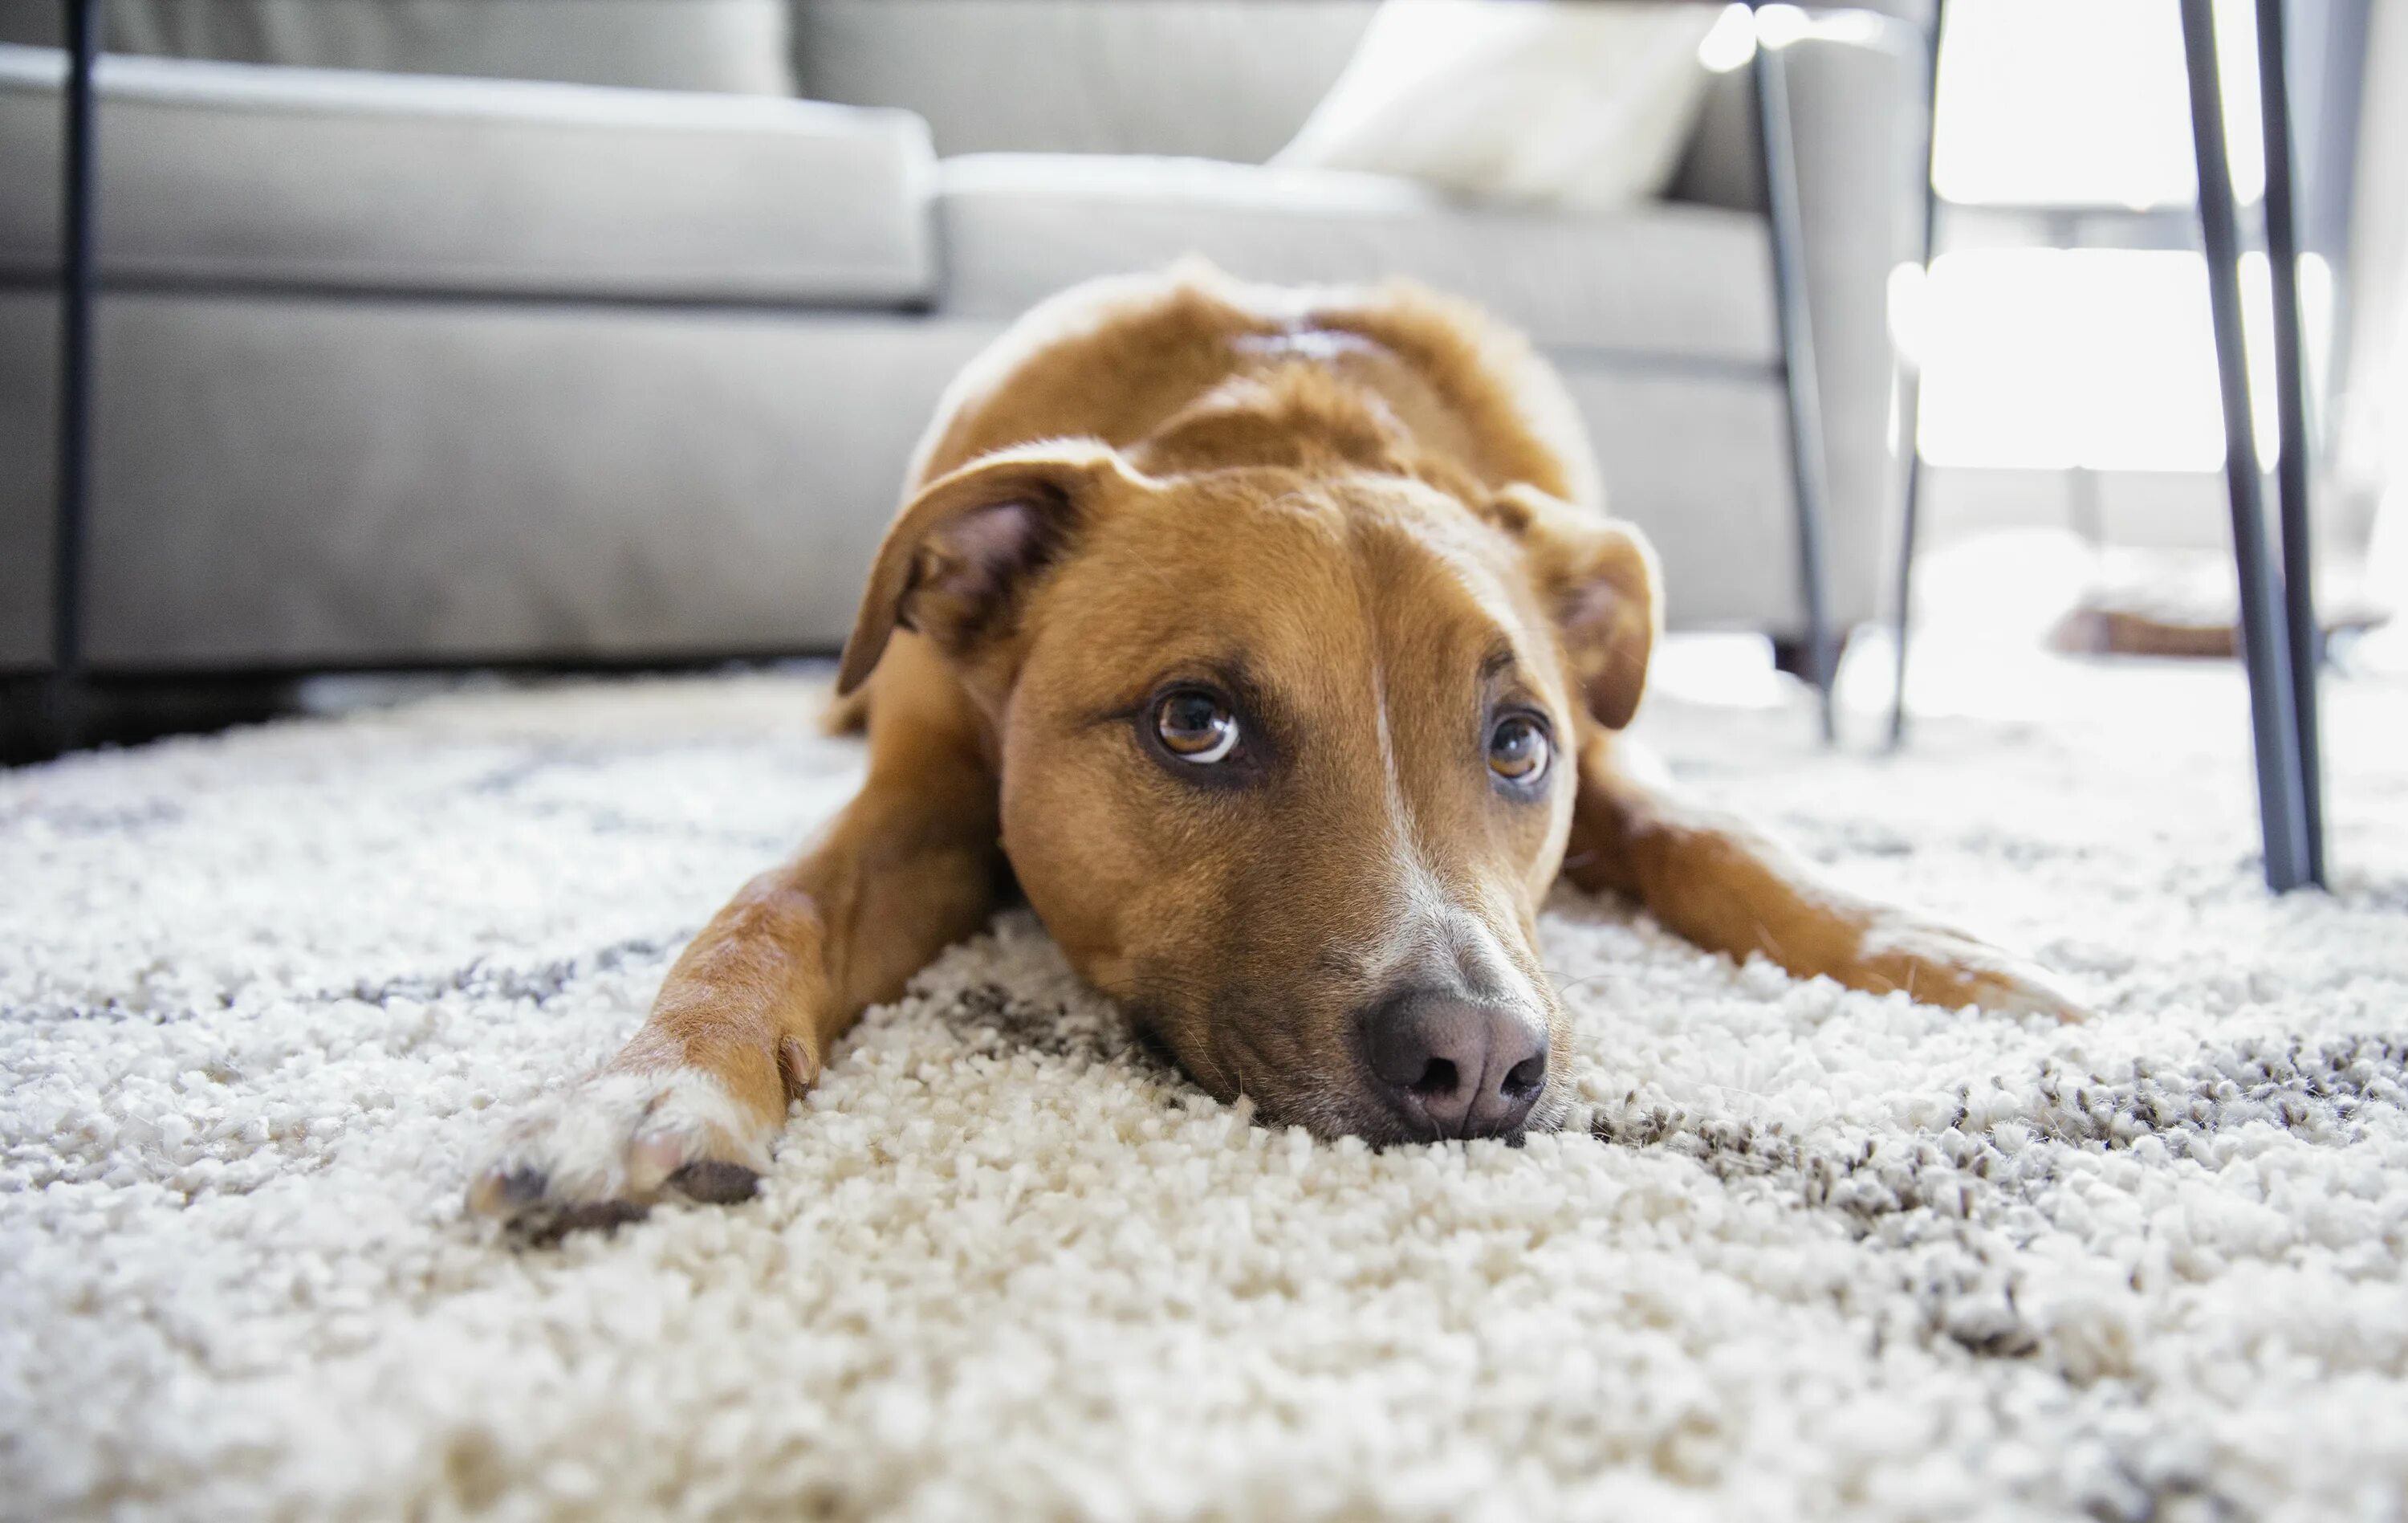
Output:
[{"xmin": 464, "ymin": 1165, "xmax": 549, "ymax": 1217}]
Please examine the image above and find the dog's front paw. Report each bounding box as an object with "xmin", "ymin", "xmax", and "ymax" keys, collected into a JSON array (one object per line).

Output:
[
  {"xmin": 466, "ymin": 1067, "xmax": 779, "ymax": 1241},
  {"xmin": 1856, "ymin": 919, "xmax": 2089, "ymax": 1023}
]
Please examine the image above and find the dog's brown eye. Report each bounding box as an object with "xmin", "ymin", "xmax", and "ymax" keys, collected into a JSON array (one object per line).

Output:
[
  {"xmin": 1155, "ymin": 690, "xmax": 1239, "ymax": 763},
  {"xmin": 1487, "ymin": 714, "xmax": 1549, "ymax": 785}
]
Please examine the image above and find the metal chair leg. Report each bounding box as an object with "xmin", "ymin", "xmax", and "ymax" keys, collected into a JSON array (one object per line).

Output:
[
  {"xmin": 1889, "ymin": 0, "xmax": 1946, "ymax": 751},
  {"xmin": 1750, "ymin": 18, "xmax": 1838, "ymax": 745},
  {"xmin": 2180, "ymin": 0, "xmax": 2312, "ymax": 891},
  {"xmin": 44, "ymin": 0, "xmax": 100, "ymax": 755},
  {"xmin": 2253, "ymin": 0, "xmax": 2329, "ymax": 886}
]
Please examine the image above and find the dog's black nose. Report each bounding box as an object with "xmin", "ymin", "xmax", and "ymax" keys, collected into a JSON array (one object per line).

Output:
[{"xmin": 1360, "ymin": 989, "xmax": 1548, "ymax": 1138}]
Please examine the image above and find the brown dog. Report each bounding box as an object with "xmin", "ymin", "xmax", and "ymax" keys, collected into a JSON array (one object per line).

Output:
[{"xmin": 470, "ymin": 265, "xmax": 2078, "ymax": 1234}]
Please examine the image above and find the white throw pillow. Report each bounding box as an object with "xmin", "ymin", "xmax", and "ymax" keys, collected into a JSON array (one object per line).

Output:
[{"xmin": 1272, "ymin": 0, "xmax": 1725, "ymax": 210}]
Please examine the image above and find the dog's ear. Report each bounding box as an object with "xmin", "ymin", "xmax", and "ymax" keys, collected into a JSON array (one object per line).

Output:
[
  {"xmin": 1483, "ymin": 484, "xmax": 1660, "ymax": 730},
  {"xmin": 836, "ymin": 441, "xmax": 1140, "ymax": 695}
]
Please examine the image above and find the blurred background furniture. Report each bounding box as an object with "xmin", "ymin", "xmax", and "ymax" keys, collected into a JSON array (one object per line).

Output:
[{"xmin": 0, "ymin": 0, "xmax": 1926, "ymax": 688}]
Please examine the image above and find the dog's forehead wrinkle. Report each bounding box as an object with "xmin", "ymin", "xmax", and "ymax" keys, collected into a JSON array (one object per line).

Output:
[
  {"xmin": 1349, "ymin": 503, "xmax": 1551, "ymax": 694},
  {"xmin": 1076, "ymin": 474, "xmax": 1541, "ymax": 738}
]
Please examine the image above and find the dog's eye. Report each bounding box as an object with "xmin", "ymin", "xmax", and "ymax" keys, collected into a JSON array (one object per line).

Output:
[
  {"xmin": 1155, "ymin": 690, "xmax": 1240, "ymax": 763},
  {"xmin": 1487, "ymin": 714, "xmax": 1550, "ymax": 785}
]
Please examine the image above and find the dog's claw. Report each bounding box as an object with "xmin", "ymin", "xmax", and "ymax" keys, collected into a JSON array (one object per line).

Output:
[
  {"xmin": 464, "ymin": 1167, "xmax": 527, "ymax": 1221},
  {"xmin": 468, "ymin": 1169, "xmax": 654, "ymax": 1244},
  {"xmin": 528, "ymin": 1199, "xmax": 652, "ymax": 1245},
  {"xmin": 669, "ymin": 1160, "xmax": 761, "ymax": 1204}
]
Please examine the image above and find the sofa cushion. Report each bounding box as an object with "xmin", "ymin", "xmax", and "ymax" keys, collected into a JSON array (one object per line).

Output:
[
  {"xmin": 0, "ymin": 288, "xmax": 1001, "ymax": 667},
  {"xmin": 934, "ymin": 153, "xmax": 1777, "ymax": 364},
  {"xmin": 0, "ymin": 45, "xmax": 933, "ymax": 302},
  {"xmin": 1273, "ymin": 1, "xmax": 1720, "ymax": 211},
  {"xmin": 0, "ymin": 0, "xmax": 795, "ymax": 96},
  {"xmin": 790, "ymin": 0, "xmax": 1377, "ymax": 164}
]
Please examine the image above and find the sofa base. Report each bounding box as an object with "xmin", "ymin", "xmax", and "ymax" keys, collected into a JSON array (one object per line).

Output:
[{"xmin": 1, "ymin": 287, "xmax": 1856, "ymax": 673}]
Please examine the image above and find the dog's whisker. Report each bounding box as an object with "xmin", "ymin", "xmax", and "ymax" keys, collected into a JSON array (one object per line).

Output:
[
  {"xmin": 1088, "ymin": 973, "xmax": 1218, "ymax": 1009},
  {"xmin": 1541, "ymin": 967, "xmax": 1622, "ymax": 1002}
]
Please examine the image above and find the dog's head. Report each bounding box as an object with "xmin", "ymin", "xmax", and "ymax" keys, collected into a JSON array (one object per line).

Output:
[{"xmin": 839, "ymin": 441, "xmax": 1657, "ymax": 1142}]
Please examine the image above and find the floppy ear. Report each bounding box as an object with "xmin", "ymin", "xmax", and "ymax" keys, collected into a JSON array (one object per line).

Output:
[
  {"xmin": 1484, "ymin": 483, "xmax": 1660, "ymax": 730},
  {"xmin": 836, "ymin": 440, "xmax": 1141, "ymax": 696}
]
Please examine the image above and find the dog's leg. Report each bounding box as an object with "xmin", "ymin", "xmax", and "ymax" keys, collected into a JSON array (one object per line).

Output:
[
  {"xmin": 468, "ymin": 657, "xmax": 1000, "ymax": 1236},
  {"xmin": 1561, "ymin": 736, "xmax": 2084, "ymax": 1020}
]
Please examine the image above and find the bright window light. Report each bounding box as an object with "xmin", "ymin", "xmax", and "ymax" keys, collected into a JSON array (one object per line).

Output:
[
  {"xmin": 1934, "ymin": 0, "xmax": 2264, "ymax": 208},
  {"xmin": 1914, "ymin": 248, "xmax": 2297, "ymax": 472},
  {"xmin": 1696, "ymin": 2, "xmax": 1888, "ymax": 73},
  {"xmin": 1696, "ymin": 4, "xmax": 1755, "ymax": 73}
]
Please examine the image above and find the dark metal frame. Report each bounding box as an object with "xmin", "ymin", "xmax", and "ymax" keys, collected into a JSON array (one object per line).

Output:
[
  {"xmin": 2179, "ymin": 0, "xmax": 2324, "ymax": 890},
  {"xmin": 1888, "ymin": 1, "xmax": 1946, "ymax": 749},
  {"xmin": 1746, "ymin": 5, "xmax": 1839, "ymax": 744},
  {"xmin": 2249, "ymin": 0, "xmax": 2328, "ymax": 886},
  {"xmin": 43, "ymin": 0, "xmax": 99, "ymax": 753}
]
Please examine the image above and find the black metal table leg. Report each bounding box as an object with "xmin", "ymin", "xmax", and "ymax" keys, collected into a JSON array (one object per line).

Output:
[
  {"xmin": 2179, "ymin": 0, "xmax": 2312, "ymax": 891},
  {"xmin": 1749, "ymin": 13, "xmax": 1838, "ymax": 745},
  {"xmin": 1888, "ymin": 0, "xmax": 1946, "ymax": 751},
  {"xmin": 44, "ymin": 0, "xmax": 99, "ymax": 754},
  {"xmin": 2253, "ymin": 0, "xmax": 2329, "ymax": 886}
]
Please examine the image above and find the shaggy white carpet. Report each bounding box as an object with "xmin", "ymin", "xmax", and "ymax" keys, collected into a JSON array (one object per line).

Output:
[{"xmin": 4, "ymin": 654, "xmax": 2406, "ymax": 1521}]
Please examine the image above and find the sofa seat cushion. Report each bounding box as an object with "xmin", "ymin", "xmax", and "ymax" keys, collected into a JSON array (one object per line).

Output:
[
  {"xmin": 934, "ymin": 153, "xmax": 1777, "ymax": 364},
  {"xmin": 0, "ymin": 45, "xmax": 933, "ymax": 302}
]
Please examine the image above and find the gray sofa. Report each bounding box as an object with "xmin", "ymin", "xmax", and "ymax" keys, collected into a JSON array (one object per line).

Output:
[{"xmin": 0, "ymin": 0, "xmax": 1925, "ymax": 674}]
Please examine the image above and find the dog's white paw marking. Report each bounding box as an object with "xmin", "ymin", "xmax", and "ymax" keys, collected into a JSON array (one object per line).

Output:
[
  {"xmin": 1860, "ymin": 920, "xmax": 2090, "ymax": 1023},
  {"xmin": 466, "ymin": 1068, "xmax": 775, "ymax": 1240}
]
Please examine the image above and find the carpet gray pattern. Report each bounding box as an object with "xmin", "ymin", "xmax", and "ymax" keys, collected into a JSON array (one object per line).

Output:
[{"xmin": 3, "ymin": 660, "xmax": 2403, "ymax": 1521}]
